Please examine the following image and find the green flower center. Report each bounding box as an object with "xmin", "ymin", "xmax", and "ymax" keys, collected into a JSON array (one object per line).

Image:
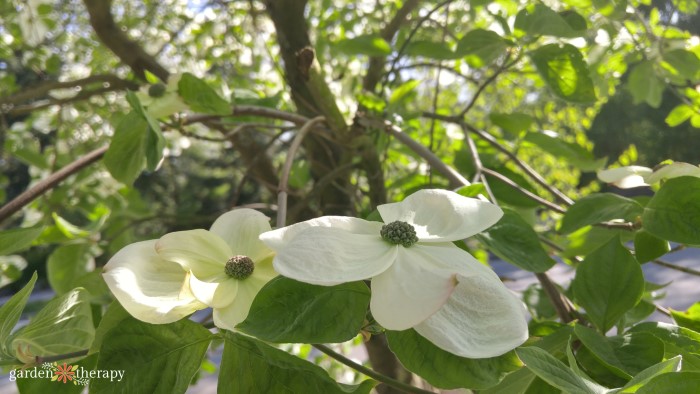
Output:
[
  {"xmin": 225, "ymin": 255, "xmax": 254, "ymax": 280},
  {"xmin": 380, "ymin": 221, "xmax": 418, "ymax": 247},
  {"xmin": 148, "ymin": 83, "xmax": 167, "ymax": 98}
]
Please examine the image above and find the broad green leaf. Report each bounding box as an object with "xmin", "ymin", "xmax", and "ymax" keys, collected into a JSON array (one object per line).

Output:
[
  {"xmin": 530, "ymin": 44, "xmax": 596, "ymax": 103},
  {"xmin": 663, "ymin": 49, "xmax": 700, "ymax": 81},
  {"xmin": 628, "ymin": 322, "xmax": 700, "ymax": 370},
  {"xmin": 218, "ymin": 331, "xmax": 375, "ymax": 394},
  {"xmin": 563, "ymin": 226, "xmax": 634, "ymax": 258},
  {"xmin": 51, "ymin": 213, "xmax": 91, "ymax": 239},
  {"xmin": 574, "ymin": 325, "xmax": 664, "ymax": 379},
  {"xmin": 388, "ymin": 80, "xmax": 419, "ymax": 105},
  {"xmin": 455, "ymin": 183, "xmax": 487, "ymax": 198},
  {"xmin": 335, "ymin": 34, "xmax": 391, "ymax": 56},
  {"xmin": 636, "ymin": 372, "xmax": 700, "ymax": 394},
  {"xmin": 516, "ymin": 346, "xmax": 608, "ymax": 393},
  {"xmin": 665, "ymin": 104, "xmax": 694, "ymax": 127},
  {"xmin": 404, "ymin": 40, "xmax": 455, "ymax": 60},
  {"xmin": 386, "ymin": 329, "xmax": 521, "ymax": 389},
  {"xmin": 103, "ymin": 112, "xmax": 148, "ymax": 185},
  {"xmin": 490, "ymin": 112, "xmax": 535, "ymax": 136},
  {"xmin": 237, "ymin": 277, "xmax": 370, "ymax": 343},
  {"xmin": 670, "ymin": 302, "xmax": 700, "ymax": 333},
  {"xmin": 616, "ymin": 356, "xmax": 682, "ymax": 393},
  {"xmin": 90, "ymin": 317, "xmax": 212, "ymax": 394},
  {"xmin": 633, "ymin": 231, "xmax": 669, "ymax": 263},
  {"xmin": 47, "ymin": 244, "xmax": 95, "ymax": 294},
  {"xmin": 515, "ymin": 5, "xmax": 587, "ymax": 38},
  {"xmin": 628, "ymin": 61, "xmax": 664, "ymax": 108},
  {"xmin": 455, "ymin": 29, "xmax": 510, "ymax": 66},
  {"xmin": 642, "ymin": 176, "xmax": 700, "ymax": 245},
  {"xmin": 484, "ymin": 167, "xmax": 540, "ymax": 208},
  {"xmin": 17, "ymin": 353, "xmax": 98, "ymax": 394},
  {"xmin": 177, "ymin": 72, "xmax": 231, "ymax": 115},
  {"xmin": 0, "ymin": 226, "xmax": 44, "ymax": 255},
  {"xmin": 10, "ymin": 288, "xmax": 94, "ymax": 363},
  {"xmin": 559, "ymin": 193, "xmax": 643, "ymax": 234},
  {"xmin": 523, "ymin": 131, "xmax": 606, "ymax": 171},
  {"xmin": 0, "ymin": 272, "xmax": 36, "ymax": 360},
  {"xmin": 89, "ymin": 301, "xmax": 129, "ymax": 354},
  {"xmin": 571, "ymin": 237, "xmax": 644, "ymax": 332},
  {"xmin": 477, "ymin": 208, "xmax": 556, "ymax": 272}
]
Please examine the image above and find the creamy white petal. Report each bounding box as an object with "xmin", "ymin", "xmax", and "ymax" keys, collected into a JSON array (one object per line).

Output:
[
  {"xmin": 156, "ymin": 229, "xmax": 232, "ymax": 280},
  {"xmin": 260, "ymin": 216, "xmax": 382, "ymax": 249},
  {"xmin": 414, "ymin": 271, "xmax": 529, "ymax": 358},
  {"xmin": 371, "ymin": 245, "xmax": 463, "ymax": 330},
  {"xmin": 377, "ymin": 189, "xmax": 503, "ymax": 242},
  {"xmin": 188, "ymin": 272, "xmax": 237, "ymax": 308},
  {"xmin": 213, "ymin": 275, "xmax": 271, "ymax": 331},
  {"xmin": 103, "ymin": 240, "xmax": 206, "ymax": 324},
  {"xmin": 264, "ymin": 223, "xmax": 396, "ymax": 286},
  {"xmin": 210, "ymin": 209, "xmax": 274, "ymax": 263},
  {"xmin": 252, "ymin": 255, "xmax": 278, "ymax": 282},
  {"xmin": 645, "ymin": 162, "xmax": 700, "ymax": 184},
  {"xmin": 597, "ymin": 166, "xmax": 652, "ymax": 188}
]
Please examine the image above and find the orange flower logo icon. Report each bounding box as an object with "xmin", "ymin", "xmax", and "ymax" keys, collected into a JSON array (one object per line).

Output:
[{"xmin": 51, "ymin": 363, "xmax": 77, "ymax": 384}]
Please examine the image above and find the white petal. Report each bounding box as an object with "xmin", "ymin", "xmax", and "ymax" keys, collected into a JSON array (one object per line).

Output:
[
  {"xmin": 210, "ymin": 208, "xmax": 274, "ymax": 263},
  {"xmin": 155, "ymin": 229, "xmax": 232, "ymax": 280},
  {"xmin": 252, "ymin": 255, "xmax": 278, "ymax": 282},
  {"xmin": 371, "ymin": 245, "xmax": 462, "ymax": 330},
  {"xmin": 261, "ymin": 217, "xmax": 396, "ymax": 285},
  {"xmin": 188, "ymin": 272, "xmax": 237, "ymax": 309},
  {"xmin": 414, "ymin": 271, "xmax": 529, "ymax": 358},
  {"xmin": 597, "ymin": 166, "xmax": 652, "ymax": 188},
  {"xmin": 103, "ymin": 240, "xmax": 206, "ymax": 324},
  {"xmin": 213, "ymin": 274, "xmax": 271, "ymax": 331},
  {"xmin": 378, "ymin": 189, "xmax": 503, "ymax": 242},
  {"xmin": 645, "ymin": 162, "xmax": 700, "ymax": 184}
]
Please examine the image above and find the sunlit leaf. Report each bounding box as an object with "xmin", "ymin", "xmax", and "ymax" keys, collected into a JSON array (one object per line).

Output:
[{"xmin": 530, "ymin": 44, "xmax": 596, "ymax": 103}]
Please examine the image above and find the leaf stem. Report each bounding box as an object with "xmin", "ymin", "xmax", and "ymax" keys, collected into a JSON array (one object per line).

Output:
[
  {"xmin": 35, "ymin": 349, "xmax": 89, "ymax": 364},
  {"xmin": 312, "ymin": 344, "xmax": 435, "ymax": 394}
]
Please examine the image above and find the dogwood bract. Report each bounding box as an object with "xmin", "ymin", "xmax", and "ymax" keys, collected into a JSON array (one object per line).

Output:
[
  {"xmin": 260, "ymin": 189, "xmax": 528, "ymax": 358},
  {"xmin": 103, "ymin": 209, "xmax": 277, "ymax": 330}
]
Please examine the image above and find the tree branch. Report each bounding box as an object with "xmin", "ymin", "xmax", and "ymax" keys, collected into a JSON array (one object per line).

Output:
[{"xmin": 0, "ymin": 74, "xmax": 138, "ymax": 105}]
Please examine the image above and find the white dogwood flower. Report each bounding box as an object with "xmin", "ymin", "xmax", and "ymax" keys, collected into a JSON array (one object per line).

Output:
[
  {"xmin": 260, "ymin": 189, "xmax": 528, "ymax": 358},
  {"xmin": 597, "ymin": 162, "xmax": 700, "ymax": 188},
  {"xmin": 103, "ymin": 209, "xmax": 277, "ymax": 330}
]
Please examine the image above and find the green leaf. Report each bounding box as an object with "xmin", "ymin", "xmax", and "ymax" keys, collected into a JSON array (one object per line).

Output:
[
  {"xmin": 103, "ymin": 112, "xmax": 149, "ymax": 184},
  {"xmin": 636, "ymin": 372, "xmax": 700, "ymax": 394},
  {"xmin": 523, "ymin": 284, "xmax": 557, "ymax": 320},
  {"xmin": 559, "ymin": 193, "xmax": 643, "ymax": 234},
  {"xmin": 90, "ymin": 317, "xmax": 212, "ymax": 394},
  {"xmin": 490, "ymin": 112, "xmax": 535, "ymax": 136},
  {"xmin": 663, "ymin": 49, "xmax": 700, "ymax": 81},
  {"xmin": 628, "ymin": 322, "xmax": 700, "ymax": 370},
  {"xmin": 670, "ymin": 302, "xmax": 700, "ymax": 333},
  {"xmin": 0, "ymin": 272, "xmax": 36, "ymax": 359},
  {"xmin": 388, "ymin": 80, "xmax": 420, "ymax": 105},
  {"xmin": 17, "ymin": 353, "xmax": 98, "ymax": 394},
  {"xmin": 335, "ymin": 34, "xmax": 391, "ymax": 56},
  {"xmin": 238, "ymin": 277, "xmax": 369, "ymax": 343},
  {"xmin": 10, "ymin": 288, "xmax": 94, "ymax": 362},
  {"xmin": 617, "ymin": 356, "xmax": 682, "ymax": 393},
  {"xmin": 574, "ymin": 325, "xmax": 664, "ymax": 379},
  {"xmin": 633, "ymin": 231, "xmax": 669, "ymax": 263},
  {"xmin": 477, "ymin": 208, "xmax": 556, "ymax": 272},
  {"xmin": 642, "ymin": 176, "xmax": 700, "ymax": 245},
  {"xmin": 523, "ymin": 131, "xmax": 606, "ymax": 171},
  {"xmin": 218, "ymin": 331, "xmax": 375, "ymax": 394},
  {"xmin": 177, "ymin": 72, "xmax": 231, "ymax": 115},
  {"xmin": 89, "ymin": 301, "xmax": 130, "ymax": 354},
  {"xmin": 404, "ymin": 40, "xmax": 455, "ymax": 60},
  {"xmin": 47, "ymin": 244, "xmax": 95, "ymax": 294},
  {"xmin": 516, "ymin": 346, "xmax": 608, "ymax": 393},
  {"xmin": 455, "ymin": 29, "xmax": 510, "ymax": 67},
  {"xmin": 485, "ymin": 167, "xmax": 540, "ymax": 208},
  {"xmin": 386, "ymin": 329, "xmax": 521, "ymax": 389},
  {"xmin": 571, "ymin": 237, "xmax": 644, "ymax": 332},
  {"xmin": 628, "ymin": 61, "xmax": 664, "ymax": 108},
  {"xmin": 456, "ymin": 183, "xmax": 487, "ymax": 198},
  {"xmin": 514, "ymin": 5, "xmax": 587, "ymax": 38},
  {"xmin": 125, "ymin": 90, "xmax": 165, "ymax": 170},
  {"xmin": 0, "ymin": 226, "xmax": 44, "ymax": 255},
  {"xmin": 530, "ymin": 44, "xmax": 596, "ymax": 103},
  {"xmin": 665, "ymin": 104, "xmax": 694, "ymax": 127}
]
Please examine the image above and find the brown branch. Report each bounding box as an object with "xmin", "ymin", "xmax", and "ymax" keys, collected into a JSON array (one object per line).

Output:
[
  {"xmin": 481, "ymin": 168, "xmax": 566, "ymax": 213},
  {"xmin": 0, "ymin": 74, "xmax": 138, "ymax": 105},
  {"xmin": 83, "ymin": 0, "xmax": 169, "ymax": 81},
  {"xmin": 652, "ymin": 259, "xmax": 700, "ymax": 276},
  {"xmin": 535, "ymin": 272, "xmax": 579, "ymax": 323},
  {"xmin": 6, "ymin": 85, "xmax": 131, "ymax": 116},
  {"xmin": 0, "ymin": 146, "xmax": 108, "ymax": 225},
  {"xmin": 458, "ymin": 52, "xmax": 518, "ymax": 117}
]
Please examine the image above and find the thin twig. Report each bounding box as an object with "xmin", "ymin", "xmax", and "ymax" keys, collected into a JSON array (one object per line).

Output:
[
  {"xmin": 313, "ymin": 344, "xmax": 435, "ymax": 394},
  {"xmin": 481, "ymin": 168, "xmax": 566, "ymax": 213},
  {"xmin": 458, "ymin": 52, "xmax": 518, "ymax": 117},
  {"xmin": 652, "ymin": 259, "xmax": 700, "ymax": 276},
  {"xmin": 277, "ymin": 116, "xmax": 326, "ymax": 227},
  {"xmin": 0, "ymin": 146, "xmax": 108, "ymax": 225},
  {"xmin": 535, "ymin": 273, "xmax": 579, "ymax": 323}
]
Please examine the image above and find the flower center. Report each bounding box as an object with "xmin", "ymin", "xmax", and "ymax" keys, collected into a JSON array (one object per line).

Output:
[
  {"xmin": 380, "ymin": 221, "xmax": 418, "ymax": 247},
  {"xmin": 148, "ymin": 83, "xmax": 167, "ymax": 98},
  {"xmin": 225, "ymin": 255, "xmax": 254, "ymax": 279}
]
